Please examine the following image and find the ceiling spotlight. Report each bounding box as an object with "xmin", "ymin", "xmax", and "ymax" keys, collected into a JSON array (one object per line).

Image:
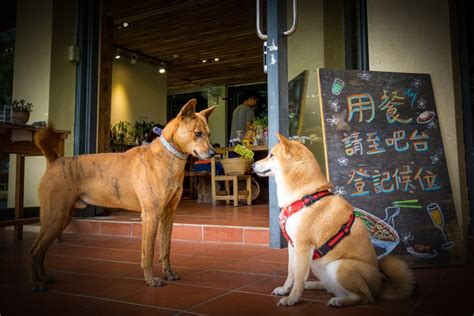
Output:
[
  {"xmin": 130, "ymin": 54, "xmax": 137, "ymax": 64},
  {"xmin": 201, "ymin": 59, "xmax": 208, "ymax": 63},
  {"xmin": 122, "ymin": 21, "xmax": 129, "ymax": 28},
  {"xmin": 158, "ymin": 62, "xmax": 167, "ymax": 74},
  {"xmin": 115, "ymin": 49, "xmax": 121, "ymax": 59},
  {"xmin": 213, "ymin": 57, "xmax": 220, "ymax": 62}
]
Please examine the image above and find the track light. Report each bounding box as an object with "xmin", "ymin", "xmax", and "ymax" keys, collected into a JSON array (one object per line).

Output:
[
  {"xmin": 113, "ymin": 46, "xmax": 167, "ymax": 72},
  {"xmin": 158, "ymin": 62, "xmax": 167, "ymax": 74}
]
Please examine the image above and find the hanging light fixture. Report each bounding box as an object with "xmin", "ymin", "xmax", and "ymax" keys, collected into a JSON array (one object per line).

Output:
[
  {"xmin": 130, "ymin": 54, "xmax": 137, "ymax": 64},
  {"xmin": 115, "ymin": 48, "xmax": 121, "ymax": 59},
  {"xmin": 158, "ymin": 62, "xmax": 167, "ymax": 74}
]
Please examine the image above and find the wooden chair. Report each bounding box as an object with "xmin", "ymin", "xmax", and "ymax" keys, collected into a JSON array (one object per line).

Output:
[{"xmin": 211, "ymin": 157, "xmax": 252, "ymax": 206}]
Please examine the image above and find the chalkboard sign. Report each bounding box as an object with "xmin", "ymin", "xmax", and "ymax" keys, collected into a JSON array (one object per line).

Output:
[{"xmin": 318, "ymin": 68, "xmax": 464, "ymax": 267}]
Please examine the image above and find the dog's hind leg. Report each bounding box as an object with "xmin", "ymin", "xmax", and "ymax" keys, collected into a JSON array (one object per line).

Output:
[
  {"xmin": 325, "ymin": 260, "xmax": 378, "ymax": 307},
  {"xmin": 141, "ymin": 209, "xmax": 164, "ymax": 287},
  {"xmin": 29, "ymin": 194, "xmax": 75, "ymax": 292},
  {"xmin": 36, "ymin": 251, "xmax": 54, "ymax": 284},
  {"xmin": 159, "ymin": 193, "xmax": 181, "ymax": 281},
  {"xmin": 29, "ymin": 209, "xmax": 74, "ymax": 291}
]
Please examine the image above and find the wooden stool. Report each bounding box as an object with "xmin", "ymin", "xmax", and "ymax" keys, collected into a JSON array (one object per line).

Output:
[{"xmin": 210, "ymin": 157, "xmax": 252, "ymax": 206}]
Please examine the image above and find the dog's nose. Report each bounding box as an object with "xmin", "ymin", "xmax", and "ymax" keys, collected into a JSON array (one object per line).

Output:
[{"xmin": 208, "ymin": 149, "xmax": 216, "ymax": 157}]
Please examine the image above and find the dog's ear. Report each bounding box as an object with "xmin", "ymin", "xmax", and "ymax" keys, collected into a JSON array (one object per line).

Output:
[
  {"xmin": 276, "ymin": 132, "xmax": 291, "ymax": 147},
  {"xmin": 178, "ymin": 99, "xmax": 197, "ymax": 120},
  {"xmin": 198, "ymin": 105, "xmax": 217, "ymax": 122},
  {"xmin": 276, "ymin": 133, "xmax": 292, "ymax": 158}
]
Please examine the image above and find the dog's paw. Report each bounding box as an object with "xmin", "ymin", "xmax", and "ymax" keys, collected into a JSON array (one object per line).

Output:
[
  {"xmin": 327, "ymin": 297, "xmax": 343, "ymax": 307},
  {"xmin": 277, "ymin": 296, "xmax": 298, "ymax": 306},
  {"xmin": 32, "ymin": 283, "xmax": 48, "ymax": 292},
  {"xmin": 272, "ymin": 286, "xmax": 290, "ymax": 296},
  {"xmin": 40, "ymin": 274, "xmax": 55, "ymax": 284},
  {"xmin": 146, "ymin": 277, "xmax": 165, "ymax": 287},
  {"xmin": 163, "ymin": 269, "xmax": 180, "ymax": 281}
]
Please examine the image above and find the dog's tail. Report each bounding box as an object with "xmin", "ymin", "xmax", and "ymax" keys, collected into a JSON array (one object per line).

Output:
[
  {"xmin": 378, "ymin": 255, "xmax": 415, "ymax": 299},
  {"xmin": 34, "ymin": 126, "xmax": 59, "ymax": 164}
]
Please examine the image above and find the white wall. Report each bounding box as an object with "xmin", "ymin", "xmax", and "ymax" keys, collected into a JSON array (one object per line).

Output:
[
  {"xmin": 8, "ymin": 0, "xmax": 78, "ymax": 208},
  {"xmin": 206, "ymin": 86, "xmax": 227, "ymax": 146},
  {"xmin": 49, "ymin": 0, "xmax": 77, "ymax": 157},
  {"xmin": 111, "ymin": 58, "xmax": 167, "ymax": 127},
  {"xmin": 367, "ymin": 0, "xmax": 468, "ymax": 235},
  {"xmin": 9, "ymin": 0, "xmax": 53, "ymax": 207}
]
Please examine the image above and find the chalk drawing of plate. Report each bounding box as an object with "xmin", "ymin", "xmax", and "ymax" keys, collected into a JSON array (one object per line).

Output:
[
  {"xmin": 354, "ymin": 208, "xmax": 400, "ymax": 259},
  {"xmin": 407, "ymin": 246, "xmax": 438, "ymax": 258},
  {"xmin": 416, "ymin": 111, "xmax": 436, "ymax": 124}
]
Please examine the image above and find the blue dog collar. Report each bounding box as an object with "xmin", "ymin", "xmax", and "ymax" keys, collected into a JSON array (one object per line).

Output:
[
  {"xmin": 153, "ymin": 126, "xmax": 162, "ymax": 136},
  {"xmin": 160, "ymin": 136, "xmax": 187, "ymax": 160}
]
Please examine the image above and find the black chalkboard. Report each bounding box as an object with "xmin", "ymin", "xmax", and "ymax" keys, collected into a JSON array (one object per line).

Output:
[{"xmin": 318, "ymin": 68, "xmax": 464, "ymax": 267}]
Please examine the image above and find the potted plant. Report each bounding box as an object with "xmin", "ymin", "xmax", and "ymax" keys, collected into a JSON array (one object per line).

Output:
[
  {"xmin": 133, "ymin": 119, "xmax": 155, "ymax": 145},
  {"xmin": 252, "ymin": 113, "xmax": 268, "ymax": 145},
  {"xmin": 110, "ymin": 121, "xmax": 133, "ymax": 145},
  {"xmin": 11, "ymin": 99, "xmax": 33, "ymax": 124}
]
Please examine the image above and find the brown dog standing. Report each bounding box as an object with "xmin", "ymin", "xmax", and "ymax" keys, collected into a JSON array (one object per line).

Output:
[{"xmin": 29, "ymin": 99, "xmax": 215, "ymax": 291}]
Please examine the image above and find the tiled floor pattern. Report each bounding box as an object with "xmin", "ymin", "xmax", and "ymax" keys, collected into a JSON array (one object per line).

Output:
[{"xmin": 1, "ymin": 230, "xmax": 473, "ymax": 315}]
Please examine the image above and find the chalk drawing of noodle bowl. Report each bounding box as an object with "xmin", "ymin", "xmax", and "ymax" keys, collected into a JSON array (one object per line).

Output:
[{"xmin": 354, "ymin": 208, "xmax": 399, "ymax": 259}]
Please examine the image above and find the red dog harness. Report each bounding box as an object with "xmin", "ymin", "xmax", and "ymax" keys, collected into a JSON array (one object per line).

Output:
[{"xmin": 279, "ymin": 190, "xmax": 356, "ymax": 260}]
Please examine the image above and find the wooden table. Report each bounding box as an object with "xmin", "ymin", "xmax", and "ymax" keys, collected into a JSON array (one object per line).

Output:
[{"xmin": 0, "ymin": 124, "xmax": 70, "ymax": 240}]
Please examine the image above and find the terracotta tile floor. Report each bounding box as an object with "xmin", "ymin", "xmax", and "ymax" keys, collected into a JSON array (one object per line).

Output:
[{"xmin": 1, "ymin": 229, "xmax": 473, "ymax": 316}]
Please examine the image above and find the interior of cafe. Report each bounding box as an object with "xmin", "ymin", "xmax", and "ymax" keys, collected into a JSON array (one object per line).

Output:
[{"xmin": 0, "ymin": 0, "xmax": 473, "ymax": 251}]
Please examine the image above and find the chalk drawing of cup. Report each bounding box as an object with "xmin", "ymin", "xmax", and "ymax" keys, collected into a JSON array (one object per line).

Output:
[{"xmin": 331, "ymin": 78, "xmax": 345, "ymax": 96}]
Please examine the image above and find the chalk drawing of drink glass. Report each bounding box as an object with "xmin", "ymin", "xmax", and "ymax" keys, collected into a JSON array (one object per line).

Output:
[
  {"xmin": 426, "ymin": 203, "xmax": 454, "ymax": 249},
  {"xmin": 331, "ymin": 78, "xmax": 345, "ymax": 95}
]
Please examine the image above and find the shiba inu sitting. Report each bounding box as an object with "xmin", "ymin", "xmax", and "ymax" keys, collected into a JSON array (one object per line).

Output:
[{"xmin": 252, "ymin": 133, "xmax": 414, "ymax": 307}]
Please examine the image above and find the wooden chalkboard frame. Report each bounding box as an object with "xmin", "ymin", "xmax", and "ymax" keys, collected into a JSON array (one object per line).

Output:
[{"xmin": 317, "ymin": 68, "xmax": 464, "ymax": 267}]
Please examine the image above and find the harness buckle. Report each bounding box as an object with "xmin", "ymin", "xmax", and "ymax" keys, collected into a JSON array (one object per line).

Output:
[
  {"xmin": 302, "ymin": 194, "xmax": 315, "ymax": 207},
  {"xmin": 317, "ymin": 243, "xmax": 332, "ymax": 256}
]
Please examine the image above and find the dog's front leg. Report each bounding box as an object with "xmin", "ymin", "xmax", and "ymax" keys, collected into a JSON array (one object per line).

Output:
[
  {"xmin": 278, "ymin": 244, "xmax": 311, "ymax": 306},
  {"xmin": 141, "ymin": 214, "xmax": 164, "ymax": 287},
  {"xmin": 273, "ymin": 246, "xmax": 295, "ymax": 296},
  {"xmin": 159, "ymin": 197, "xmax": 180, "ymax": 281}
]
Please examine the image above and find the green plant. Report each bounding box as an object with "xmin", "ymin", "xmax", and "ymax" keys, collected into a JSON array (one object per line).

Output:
[
  {"xmin": 111, "ymin": 121, "xmax": 133, "ymax": 145},
  {"xmin": 133, "ymin": 119, "xmax": 155, "ymax": 144},
  {"xmin": 253, "ymin": 113, "xmax": 268, "ymax": 128},
  {"xmin": 12, "ymin": 99, "xmax": 33, "ymax": 112}
]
